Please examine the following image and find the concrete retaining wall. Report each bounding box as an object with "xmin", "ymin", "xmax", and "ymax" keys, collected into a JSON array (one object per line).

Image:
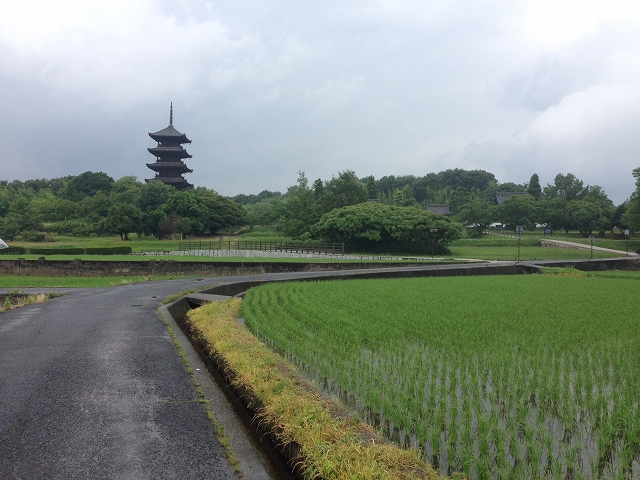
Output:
[
  {"xmin": 0, "ymin": 258, "xmax": 440, "ymax": 277},
  {"xmin": 528, "ymin": 257, "xmax": 640, "ymax": 271},
  {"xmin": 2, "ymin": 257, "xmax": 637, "ymax": 279}
]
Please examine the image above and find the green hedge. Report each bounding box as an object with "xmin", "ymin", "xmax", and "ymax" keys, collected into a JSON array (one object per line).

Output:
[
  {"xmin": 85, "ymin": 246, "xmax": 132, "ymax": 255},
  {"xmin": 29, "ymin": 248, "xmax": 86, "ymax": 255},
  {"xmin": 1, "ymin": 246, "xmax": 133, "ymax": 256},
  {"xmin": 0, "ymin": 246, "xmax": 27, "ymax": 255}
]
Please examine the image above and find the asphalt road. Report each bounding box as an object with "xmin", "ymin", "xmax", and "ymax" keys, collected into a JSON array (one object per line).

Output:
[{"xmin": 0, "ymin": 278, "xmax": 248, "ymax": 480}]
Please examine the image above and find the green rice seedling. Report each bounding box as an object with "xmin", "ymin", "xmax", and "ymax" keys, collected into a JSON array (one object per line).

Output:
[{"xmin": 243, "ymin": 274, "xmax": 640, "ymax": 478}]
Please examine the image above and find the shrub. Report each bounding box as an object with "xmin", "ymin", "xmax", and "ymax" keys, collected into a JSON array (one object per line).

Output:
[
  {"xmin": 85, "ymin": 246, "xmax": 132, "ymax": 255},
  {"xmin": 20, "ymin": 231, "xmax": 54, "ymax": 242},
  {"xmin": 0, "ymin": 246, "xmax": 27, "ymax": 255},
  {"xmin": 29, "ymin": 247, "xmax": 85, "ymax": 255}
]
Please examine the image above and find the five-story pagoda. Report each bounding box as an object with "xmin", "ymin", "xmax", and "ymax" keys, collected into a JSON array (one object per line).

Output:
[{"xmin": 146, "ymin": 103, "xmax": 193, "ymax": 189}]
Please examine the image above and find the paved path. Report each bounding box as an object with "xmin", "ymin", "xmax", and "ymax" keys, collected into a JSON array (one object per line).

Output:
[
  {"xmin": 0, "ymin": 278, "xmax": 265, "ymax": 480},
  {"xmin": 540, "ymin": 238, "xmax": 637, "ymax": 256}
]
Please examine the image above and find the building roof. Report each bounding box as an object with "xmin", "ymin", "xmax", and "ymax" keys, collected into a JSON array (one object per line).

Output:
[
  {"xmin": 147, "ymin": 146, "xmax": 192, "ymax": 159},
  {"xmin": 424, "ymin": 204, "xmax": 451, "ymax": 215},
  {"xmin": 495, "ymin": 191, "xmax": 528, "ymax": 204},
  {"xmin": 146, "ymin": 161, "xmax": 193, "ymax": 174},
  {"xmin": 148, "ymin": 125, "xmax": 191, "ymax": 144}
]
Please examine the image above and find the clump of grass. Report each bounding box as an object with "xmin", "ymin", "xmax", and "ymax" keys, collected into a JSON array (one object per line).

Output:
[
  {"xmin": 162, "ymin": 289, "xmax": 197, "ymax": 304},
  {"xmin": 0, "ymin": 292, "xmax": 50, "ymax": 313},
  {"xmin": 541, "ymin": 267, "xmax": 640, "ymax": 280},
  {"xmin": 188, "ymin": 299, "xmax": 448, "ymax": 480},
  {"xmin": 539, "ymin": 266, "xmax": 586, "ymax": 276}
]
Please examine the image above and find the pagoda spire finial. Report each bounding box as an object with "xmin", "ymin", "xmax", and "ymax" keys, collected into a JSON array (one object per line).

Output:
[{"xmin": 169, "ymin": 102, "xmax": 173, "ymax": 126}]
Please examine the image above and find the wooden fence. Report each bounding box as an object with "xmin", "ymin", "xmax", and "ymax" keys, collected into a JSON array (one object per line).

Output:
[{"xmin": 178, "ymin": 240, "xmax": 344, "ymax": 255}]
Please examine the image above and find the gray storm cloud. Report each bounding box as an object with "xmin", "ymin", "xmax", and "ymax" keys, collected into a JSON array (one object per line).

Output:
[{"xmin": 1, "ymin": 0, "xmax": 639, "ymax": 204}]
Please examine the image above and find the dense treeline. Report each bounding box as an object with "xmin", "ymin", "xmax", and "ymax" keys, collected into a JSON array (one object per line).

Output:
[
  {"xmin": 0, "ymin": 172, "xmax": 246, "ymax": 241},
  {"xmin": 1, "ymin": 167, "xmax": 636, "ymax": 254},
  {"xmin": 238, "ymin": 168, "xmax": 630, "ymax": 241}
]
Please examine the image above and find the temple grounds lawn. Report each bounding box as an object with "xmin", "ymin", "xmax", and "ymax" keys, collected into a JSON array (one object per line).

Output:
[
  {"xmin": 242, "ymin": 271, "xmax": 640, "ymax": 479},
  {"xmin": 2, "ymin": 228, "xmax": 630, "ymax": 262}
]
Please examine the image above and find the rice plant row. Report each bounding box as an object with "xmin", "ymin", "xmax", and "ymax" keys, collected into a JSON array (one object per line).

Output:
[{"xmin": 242, "ymin": 275, "xmax": 640, "ymax": 479}]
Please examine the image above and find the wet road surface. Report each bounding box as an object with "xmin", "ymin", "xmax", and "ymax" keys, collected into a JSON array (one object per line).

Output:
[{"xmin": 0, "ymin": 279, "xmax": 245, "ymax": 479}]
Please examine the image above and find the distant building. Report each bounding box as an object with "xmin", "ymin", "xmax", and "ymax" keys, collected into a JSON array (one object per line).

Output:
[
  {"xmin": 146, "ymin": 103, "xmax": 193, "ymax": 189},
  {"xmin": 424, "ymin": 204, "xmax": 451, "ymax": 215},
  {"xmin": 495, "ymin": 191, "xmax": 527, "ymax": 204}
]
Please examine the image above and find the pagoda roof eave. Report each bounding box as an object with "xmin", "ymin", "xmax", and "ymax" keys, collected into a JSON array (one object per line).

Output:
[
  {"xmin": 147, "ymin": 147, "xmax": 192, "ymax": 158},
  {"xmin": 146, "ymin": 162, "xmax": 193, "ymax": 174},
  {"xmin": 149, "ymin": 124, "xmax": 191, "ymax": 143}
]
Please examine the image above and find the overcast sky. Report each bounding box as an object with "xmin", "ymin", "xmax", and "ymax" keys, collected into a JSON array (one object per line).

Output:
[{"xmin": 1, "ymin": 1, "xmax": 639, "ymax": 204}]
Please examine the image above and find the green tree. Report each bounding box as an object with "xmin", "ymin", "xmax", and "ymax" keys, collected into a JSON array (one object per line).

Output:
[
  {"xmin": 311, "ymin": 202, "xmax": 463, "ymax": 254},
  {"xmin": 495, "ymin": 194, "xmax": 538, "ymax": 231},
  {"xmin": 454, "ymin": 199, "xmax": 494, "ymax": 235},
  {"xmin": 106, "ymin": 203, "xmax": 143, "ymax": 240},
  {"xmin": 140, "ymin": 209, "xmax": 167, "ymax": 237},
  {"xmin": 538, "ymin": 197, "xmax": 567, "ymax": 231},
  {"xmin": 275, "ymin": 171, "xmax": 316, "ymax": 237},
  {"xmin": 611, "ymin": 203, "xmax": 628, "ymax": 234},
  {"xmin": 543, "ymin": 173, "xmax": 585, "ymax": 201},
  {"xmin": 0, "ymin": 189, "xmax": 10, "ymax": 216},
  {"xmin": 6, "ymin": 195, "xmax": 41, "ymax": 232},
  {"xmin": 365, "ymin": 176, "xmax": 378, "ymax": 200},
  {"xmin": 622, "ymin": 168, "xmax": 640, "ymax": 232},
  {"xmin": 246, "ymin": 199, "xmax": 280, "ymax": 226},
  {"xmin": 110, "ymin": 176, "xmax": 141, "ymax": 205},
  {"xmin": 31, "ymin": 194, "xmax": 77, "ymax": 222},
  {"xmin": 497, "ymin": 182, "xmax": 526, "ymax": 193},
  {"xmin": 315, "ymin": 170, "xmax": 368, "ymax": 213},
  {"xmin": 163, "ymin": 190, "xmax": 207, "ymax": 235},
  {"xmin": 564, "ymin": 200, "xmax": 608, "ymax": 237},
  {"xmin": 138, "ymin": 182, "xmax": 173, "ymax": 213},
  {"xmin": 59, "ymin": 171, "xmax": 115, "ymax": 202},
  {"xmin": 76, "ymin": 192, "xmax": 111, "ymax": 219},
  {"xmin": 526, "ymin": 173, "xmax": 542, "ymax": 199},
  {"xmin": 0, "ymin": 217, "xmax": 20, "ymax": 241},
  {"xmin": 195, "ymin": 189, "xmax": 247, "ymax": 233}
]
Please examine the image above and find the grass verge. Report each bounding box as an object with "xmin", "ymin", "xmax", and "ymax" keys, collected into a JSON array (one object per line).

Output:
[
  {"xmin": 162, "ymin": 289, "xmax": 197, "ymax": 305},
  {"xmin": 0, "ymin": 291, "xmax": 51, "ymax": 312},
  {"xmin": 446, "ymin": 245, "xmax": 619, "ymax": 260},
  {"xmin": 187, "ymin": 299, "xmax": 453, "ymax": 480}
]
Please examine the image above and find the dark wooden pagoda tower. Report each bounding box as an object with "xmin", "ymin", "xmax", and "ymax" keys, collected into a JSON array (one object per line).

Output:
[{"xmin": 146, "ymin": 103, "xmax": 193, "ymax": 189}]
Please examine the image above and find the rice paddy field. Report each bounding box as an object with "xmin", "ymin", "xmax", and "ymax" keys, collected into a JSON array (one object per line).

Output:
[{"xmin": 242, "ymin": 273, "xmax": 640, "ymax": 479}]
